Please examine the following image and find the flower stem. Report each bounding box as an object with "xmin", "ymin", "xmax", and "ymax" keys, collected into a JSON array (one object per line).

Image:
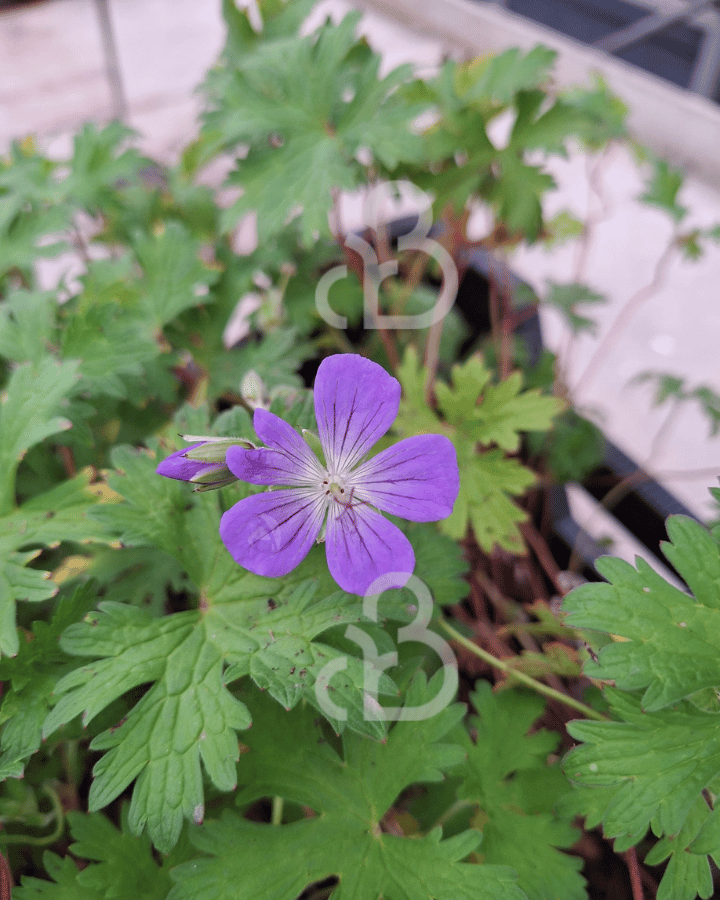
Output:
[
  {"xmin": 440, "ymin": 619, "xmax": 606, "ymax": 721},
  {"xmin": 0, "ymin": 783, "xmax": 65, "ymax": 846}
]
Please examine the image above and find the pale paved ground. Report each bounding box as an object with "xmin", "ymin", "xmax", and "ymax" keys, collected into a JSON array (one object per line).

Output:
[
  {"xmin": 0, "ymin": 0, "xmax": 224, "ymax": 159},
  {"xmin": 2, "ymin": 0, "xmax": 718, "ymax": 539}
]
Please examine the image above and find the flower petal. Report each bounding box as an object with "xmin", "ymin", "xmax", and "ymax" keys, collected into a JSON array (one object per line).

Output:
[
  {"xmin": 226, "ymin": 408, "xmax": 323, "ymax": 486},
  {"xmin": 350, "ymin": 434, "xmax": 459, "ymax": 522},
  {"xmin": 314, "ymin": 354, "xmax": 400, "ymax": 473},
  {"xmin": 156, "ymin": 444, "xmax": 208, "ymax": 482},
  {"xmin": 219, "ymin": 488, "xmax": 325, "ymax": 578},
  {"xmin": 325, "ymin": 502, "xmax": 415, "ymax": 595}
]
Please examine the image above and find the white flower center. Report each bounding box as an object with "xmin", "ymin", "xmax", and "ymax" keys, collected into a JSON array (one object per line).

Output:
[
  {"xmin": 320, "ymin": 472, "xmax": 361, "ymax": 515},
  {"xmin": 321, "ymin": 472, "xmax": 346, "ymax": 501}
]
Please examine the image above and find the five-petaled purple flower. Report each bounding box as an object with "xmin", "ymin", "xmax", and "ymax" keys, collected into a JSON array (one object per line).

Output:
[{"xmin": 218, "ymin": 354, "xmax": 459, "ymax": 595}]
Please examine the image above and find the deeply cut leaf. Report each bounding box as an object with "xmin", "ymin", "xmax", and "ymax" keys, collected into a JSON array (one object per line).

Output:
[{"xmin": 168, "ymin": 674, "xmax": 527, "ymax": 900}]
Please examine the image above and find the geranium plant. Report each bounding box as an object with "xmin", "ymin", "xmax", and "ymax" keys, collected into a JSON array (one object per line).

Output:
[{"xmin": 0, "ymin": 2, "xmax": 719, "ymax": 899}]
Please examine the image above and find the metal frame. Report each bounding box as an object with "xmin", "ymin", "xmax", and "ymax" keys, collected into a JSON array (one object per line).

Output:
[
  {"xmin": 478, "ymin": 0, "xmax": 720, "ymax": 99},
  {"xmin": 593, "ymin": 0, "xmax": 720, "ymax": 98},
  {"xmin": 94, "ymin": 0, "xmax": 127, "ymax": 121}
]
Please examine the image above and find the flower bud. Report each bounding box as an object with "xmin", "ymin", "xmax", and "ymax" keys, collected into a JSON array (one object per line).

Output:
[
  {"xmin": 156, "ymin": 436, "xmax": 256, "ymax": 492},
  {"xmin": 241, "ymin": 370, "xmax": 269, "ymax": 409}
]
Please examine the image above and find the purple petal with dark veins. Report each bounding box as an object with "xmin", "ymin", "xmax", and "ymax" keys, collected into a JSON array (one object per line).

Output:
[
  {"xmin": 157, "ymin": 444, "xmax": 210, "ymax": 482},
  {"xmin": 325, "ymin": 502, "xmax": 414, "ymax": 595},
  {"xmin": 350, "ymin": 434, "xmax": 459, "ymax": 522},
  {"xmin": 314, "ymin": 354, "xmax": 400, "ymax": 473},
  {"xmin": 226, "ymin": 408, "xmax": 323, "ymax": 486},
  {"xmin": 219, "ymin": 488, "xmax": 326, "ymax": 577}
]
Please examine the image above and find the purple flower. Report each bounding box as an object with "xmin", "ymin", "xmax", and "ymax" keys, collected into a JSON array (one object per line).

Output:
[
  {"xmin": 157, "ymin": 438, "xmax": 255, "ymax": 491},
  {"xmin": 219, "ymin": 354, "xmax": 459, "ymax": 595}
]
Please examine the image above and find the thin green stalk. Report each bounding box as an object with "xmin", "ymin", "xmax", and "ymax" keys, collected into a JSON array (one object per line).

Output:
[
  {"xmin": 62, "ymin": 740, "xmax": 81, "ymax": 788},
  {"xmin": 440, "ymin": 619, "xmax": 607, "ymax": 721},
  {"xmin": 271, "ymin": 796, "xmax": 284, "ymax": 826},
  {"xmin": 0, "ymin": 465, "xmax": 16, "ymax": 518},
  {"xmin": 0, "ymin": 783, "xmax": 65, "ymax": 847},
  {"xmin": 430, "ymin": 798, "xmax": 475, "ymax": 833}
]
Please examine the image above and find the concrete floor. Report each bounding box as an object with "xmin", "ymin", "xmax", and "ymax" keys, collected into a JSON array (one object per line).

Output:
[{"xmin": 1, "ymin": 0, "xmax": 718, "ymax": 536}]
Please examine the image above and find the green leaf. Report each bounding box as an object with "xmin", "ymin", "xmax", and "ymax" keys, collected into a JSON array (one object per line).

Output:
[
  {"xmin": 0, "ymin": 197, "xmax": 69, "ymax": 282},
  {"xmin": 14, "ymin": 851, "xmax": 104, "ymax": 900},
  {"xmin": 58, "ymin": 121, "xmax": 148, "ymax": 210},
  {"xmin": 43, "ymin": 603, "xmax": 251, "ymax": 853},
  {"xmin": 544, "ymin": 282, "xmax": 607, "ymax": 336},
  {"xmin": 542, "ymin": 209, "xmax": 585, "ymax": 248},
  {"xmin": 633, "ymin": 370, "xmax": 687, "ymax": 406},
  {"xmin": 473, "ymin": 373, "xmax": 562, "ymax": 451},
  {"xmin": 215, "ymin": 580, "xmax": 395, "ymax": 738},
  {"xmin": 0, "ymin": 358, "xmax": 79, "ymax": 514},
  {"xmin": 509, "ymin": 92, "xmax": 584, "ymax": 155},
  {"xmin": 632, "ymin": 376, "xmax": 720, "ymax": 436},
  {"xmin": 61, "ymin": 301, "xmax": 157, "ymax": 399},
  {"xmin": 486, "ymin": 153, "xmax": 554, "ymax": 240},
  {"xmin": 198, "ymin": 328, "xmax": 310, "ymax": 401},
  {"xmin": 0, "ymin": 583, "xmax": 96, "ymax": 774},
  {"xmin": 566, "ymin": 690, "xmax": 720, "ymax": 896},
  {"xmin": 458, "ymin": 683, "xmax": 586, "ymax": 900},
  {"xmin": 0, "ymin": 139, "xmax": 59, "ymax": 205},
  {"xmin": 0, "ymin": 472, "xmax": 109, "ymax": 658},
  {"xmin": 219, "ymin": 0, "xmax": 318, "ymax": 61},
  {"xmin": 41, "ymin": 578, "xmax": 399, "ymax": 852},
  {"xmin": 564, "ymin": 514, "xmax": 720, "ymax": 897},
  {"xmin": 434, "ymin": 356, "xmax": 492, "ymax": 424},
  {"xmin": 534, "ymin": 410, "xmax": 606, "ymax": 484},
  {"xmin": 168, "ymin": 675, "xmax": 527, "ymax": 900},
  {"xmin": 396, "ymin": 349, "xmax": 549, "ymax": 552},
  {"xmin": 647, "ymin": 798, "xmax": 714, "ymax": 900},
  {"xmin": 558, "ymin": 75, "xmax": 628, "ymax": 148},
  {"xmin": 641, "ymin": 159, "xmax": 686, "ymax": 222},
  {"xmin": 463, "ymin": 46, "xmax": 557, "ymax": 104},
  {"xmin": 222, "ymin": 136, "xmax": 358, "ymax": 243},
  {"xmin": 563, "ymin": 516, "xmax": 720, "ymax": 711},
  {"xmin": 690, "ymin": 798, "xmax": 720, "ymax": 855},
  {"xmin": 131, "ymin": 221, "xmax": 218, "ymax": 328},
  {"xmin": 89, "ymin": 443, "xmax": 196, "ymax": 566},
  {"xmin": 67, "ymin": 806, "xmax": 173, "ymax": 900},
  {"xmin": 0, "ymin": 290, "xmax": 57, "ymax": 366},
  {"xmin": 86, "ymin": 545, "xmax": 188, "ymax": 616},
  {"xmin": 0, "ymin": 369, "xmax": 100, "ymax": 657},
  {"xmin": 444, "ymin": 448, "xmax": 535, "ymax": 552},
  {"xmin": 679, "ymin": 228, "xmax": 704, "ymax": 260},
  {"xmin": 396, "ymin": 345, "xmax": 446, "ymax": 434},
  {"xmin": 404, "ymin": 522, "xmax": 469, "ymax": 606},
  {"xmin": 693, "ymin": 386, "xmax": 720, "ymax": 437},
  {"xmin": 204, "ymin": 10, "xmax": 424, "ymax": 243}
]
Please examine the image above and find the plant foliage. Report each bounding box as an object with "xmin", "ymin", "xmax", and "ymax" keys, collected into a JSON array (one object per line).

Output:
[{"xmin": 0, "ymin": 0, "xmax": 716, "ymax": 897}]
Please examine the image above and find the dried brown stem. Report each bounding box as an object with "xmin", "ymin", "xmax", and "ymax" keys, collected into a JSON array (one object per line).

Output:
[
  {"xmin": 473, "ymin": 569, "xmax": 568, "ymax": 697},
  {"xmin": 521, "ymin": 520, "xmax": 566, "ymax": 595}
]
